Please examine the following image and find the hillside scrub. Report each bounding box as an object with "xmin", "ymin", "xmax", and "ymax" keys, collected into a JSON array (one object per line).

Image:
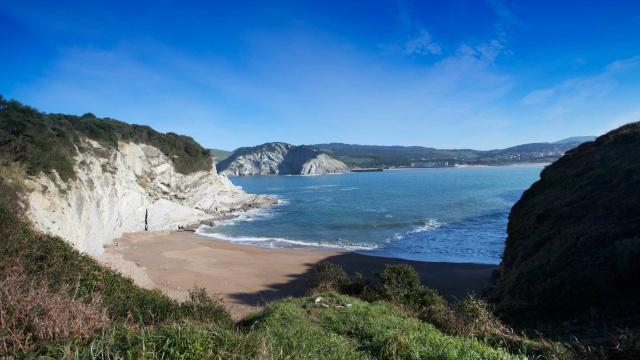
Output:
[
  {"xmin": 490, "ymin": 121, "xmax": 640, "ymax": 325},
  {"xmin": 2, "ymin": 203, "xmax": 636, "ymax": 358},
  {"xmin": 0, "ymin": 95, "xmax": 212, "ymax": 181}
]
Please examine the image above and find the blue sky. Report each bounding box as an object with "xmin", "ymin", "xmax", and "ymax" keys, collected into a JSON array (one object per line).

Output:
[{"xmin": 1, "ymin": 0, "xmax": 639, "ymax": 150}]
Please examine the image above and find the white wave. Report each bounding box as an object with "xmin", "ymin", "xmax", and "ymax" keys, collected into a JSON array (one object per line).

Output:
[
  {"xmin": 195, "ymin": 230, "xmax": 379, "ymax": 251},
  {"xmin": 385, "ymin": 219, "xmax": 440, "ymax": 243},
  {"xmin": 297, "ymin": 184, "xmax": 339, "ymax": 189},
  {"xmin": 408, "ymin": 219, "xmax": 441, "ymax": 233},
  {"xmin": 339, "ymin": 187, "xmax": 359, "ymax": 191},
  {"xmin": 207, "ymin": 207, "xmax": 277, "ymax": 228}
]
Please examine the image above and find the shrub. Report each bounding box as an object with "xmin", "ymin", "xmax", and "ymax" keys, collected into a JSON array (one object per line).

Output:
[
  {"xmin": 376, "ymin": 264, "xmax": 446, "ymax": 311},
  {"xmin": 180, "ymin": 287, "xmax": 232, "ymax": 325},
  {"xmin": 305, "ymin": 260, "xmax": 349, "ymax": 294},
  {"xmin": 0, "ymin": 273, "xmax": 108, "ymax": 356}
]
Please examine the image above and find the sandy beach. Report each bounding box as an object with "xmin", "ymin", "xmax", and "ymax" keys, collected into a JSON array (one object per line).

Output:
[{"xmin": 96, "ymin": 231, "xmax": 498, "ymax": 320}]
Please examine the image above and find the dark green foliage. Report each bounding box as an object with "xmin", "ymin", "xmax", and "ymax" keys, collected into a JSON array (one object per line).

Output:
[
  {"xmin": 491, "ymin": 121, "xmax": 640, "ymax": 325},
  {"xmin": 0, "ymin": 96, "xmax": 211, "ymax": 181},
  {"xmin": 376, "ymin": 264, "xmax": 447, "ymax": 311},
  {"xmin": 305, "ymin": 260, "xmax": 349, "ymax": 293}
]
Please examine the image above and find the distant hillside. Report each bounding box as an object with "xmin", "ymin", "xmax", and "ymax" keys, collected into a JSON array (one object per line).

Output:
[
  {"xmin": 311, "ymin": 139, "xmax": 592, "ymax": 168},
  {"xmin": 552, "ymin": 136, "xmax": 597, "ymax": 144},
  {"xmin": 217, "ymin": 142, "xmax": 349, "ymax": 176},
  {"xmin": 490, "ymin": 122, "xmax": 640, "ymax": 324},
  {"xmin": 208, "ymin": 148, "xmax": 233, "ymax": 162}
]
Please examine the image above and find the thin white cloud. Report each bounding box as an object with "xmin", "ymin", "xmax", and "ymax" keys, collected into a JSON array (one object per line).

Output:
[
  {"xmin": 521, "ymin": 56, "xmax": 640, "ymax": 108},
  {"xmin": 393, "ymin": 0, "xmax": 441, "ymax": 56},
  {"xmin": 521, "ymin": 88, "xmax": 556, "ymax": 106},
  {"xmin": 405, "ymin": 29, "xmax": 441, "ymax": 55},
  {"xmin": 486, "ymin": 0, "xmax": 519, "ymax": 25},
  {"xmin": 605, "ymin": 56, "xmax": 640, "ymax": 72}
]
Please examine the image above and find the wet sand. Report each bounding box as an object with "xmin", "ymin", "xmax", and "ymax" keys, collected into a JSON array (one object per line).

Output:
[{"xmin": 96, "ymin": 231, "xmax": 498, "ymax": 320}]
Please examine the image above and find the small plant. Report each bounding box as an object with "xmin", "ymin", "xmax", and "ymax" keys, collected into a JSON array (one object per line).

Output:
[
  {"xmin": 375, "ymin": 264, "xmax": 446, "ymax": 311},
  {"xmin": 305, "ymin": 260, "xmax": 349, "ymax": 294},
  {"xmin": 180, "ymin": 287, "xmax": 232, "ymax": 325}
]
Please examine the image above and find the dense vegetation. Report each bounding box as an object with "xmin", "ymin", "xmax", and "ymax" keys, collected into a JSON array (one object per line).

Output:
[
  {"xmin": 310, "ymin": 140, "xmax": 591, "ymax": 168},
  {"xmin": 490, "ymin": 122, "xmax": 640, "ymax": 325},
  {"xmin": 0, "ymin": 95, "xmax": 212, "ymax": 181}
]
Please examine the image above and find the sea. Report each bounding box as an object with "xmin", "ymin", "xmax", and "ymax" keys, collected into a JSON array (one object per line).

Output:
[{"xmin": 196, "ymin": 166, "xmax": 545, "ymax": 264}]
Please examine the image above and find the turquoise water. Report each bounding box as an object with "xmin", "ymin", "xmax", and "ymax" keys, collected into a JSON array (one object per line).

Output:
[{"xmin": 197, "ymin": 166, "xmax": 544, "ymax": 264}]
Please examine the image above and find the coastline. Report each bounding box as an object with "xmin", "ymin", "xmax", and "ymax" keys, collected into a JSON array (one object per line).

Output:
[
  {"xmin": 96, "ymin": 231, "xmax": 498, "ymax": 320},
  {"xmin": 384, "ymin": 162, "xmax": 550, "ymax": 171}
]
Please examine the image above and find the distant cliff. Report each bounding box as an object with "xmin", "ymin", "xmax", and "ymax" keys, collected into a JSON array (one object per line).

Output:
[
  {"xmin": 490, "ymin": 122, "xmax": 640, "ymax": 324},
  {"xmin": 0, "ymin": 97, "xmax": 276, "ymax": 255},
  {"xmin": 217, "ymin": 142, "xmax": 350, "ymax": 176}
]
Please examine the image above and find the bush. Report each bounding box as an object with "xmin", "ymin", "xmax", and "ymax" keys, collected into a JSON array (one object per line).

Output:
[
  {"xmin": 180, "ymin": 287, "xmax": 232, "ymax": 325},
  {"xmin": 305, "ymin": 260, "xmax": 349, "ymax": 294},
  {"xmin": 376, "ymin": 264, "xmax": 446, "ymax": 311},
  {"xmin": 0, "ymin": 273, "xmax": 109, "ymax": 356}
]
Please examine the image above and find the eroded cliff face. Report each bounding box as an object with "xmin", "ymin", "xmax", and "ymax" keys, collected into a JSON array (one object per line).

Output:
[
  {"xmin": 24, "ymin": 138, "xmax": 276, "ymax": 255},
  {"xmin": 300, "ymin": 154, "xmax": 350, "ymax": 175},
  {"xmin": 217, "ymin": 142, "xmax": 350, "ymax": 176}
]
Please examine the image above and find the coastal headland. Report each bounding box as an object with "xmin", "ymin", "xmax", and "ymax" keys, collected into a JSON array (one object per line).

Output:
[{"xmin": 97, "ymin": 231, "xmax": 498, "ymax": 320}]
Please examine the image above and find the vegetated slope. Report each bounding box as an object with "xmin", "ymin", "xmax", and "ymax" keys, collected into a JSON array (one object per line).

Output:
[
  {"xmin": 209, "ymin": 148, "xmax": 233, "ymax": 162},
  {"xmin": 0, "ymin": 96, "xmax": 275, "ymax": 255},
  {"xmin": 552, "ymin": 136, "xmax": 597, "ymax": 144},
  {"xmin": 311, "ymin": 140, "xmax": 590, "ymax": 168},
  {"xmin": 0, "ymin": 95, "xmax": 211, "ymax": 181},
  {"xmin": 1, "ymin": 202, "xmax": 547, "ymax": 359},
  {"xmin": 490, "ymin": 122, "xmax": 640, "ymax": 324},
  {"xmin": 217, "ymin": 142, "xmax": 349, "ymax": 176}
]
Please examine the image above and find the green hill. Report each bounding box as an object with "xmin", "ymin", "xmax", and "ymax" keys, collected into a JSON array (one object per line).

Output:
[
  {"xmin": 490, "ymin": 122, "xmax": 640, "ymax": 324},
  {"xmin": 0, "ymin": 95, "xmax": 212, "ymax": 182},
  {"xmin": 310, "ymin": 140, "xmax": 589, "ymax": 168},
  {"xmin": 209, "ymin": 148, "xmax": 233, "ymax": 161}
]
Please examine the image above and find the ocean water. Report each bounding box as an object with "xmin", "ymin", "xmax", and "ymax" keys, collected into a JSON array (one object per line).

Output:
[{"xmin": 197, "ymin": 166, "xmax": 544, "ymax": 264}]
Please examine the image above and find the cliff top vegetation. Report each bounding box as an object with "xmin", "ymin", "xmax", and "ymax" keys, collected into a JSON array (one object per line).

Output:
[
  {"xmin": 491, "ymin": 121, "xmax": 640, "ymax": 325},
  {"xmin": 0, "ymin": 95, "xmax": 212, "ymax": 182}
]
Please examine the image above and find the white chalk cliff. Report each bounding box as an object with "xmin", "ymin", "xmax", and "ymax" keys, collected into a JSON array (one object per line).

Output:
[
  {"xmin": 24, "ymin": 138, "xmax": 276, "ymax": 256},
  {"xmin": 218, "ymin": 142, "xmax": 350, "ymax": 176}
]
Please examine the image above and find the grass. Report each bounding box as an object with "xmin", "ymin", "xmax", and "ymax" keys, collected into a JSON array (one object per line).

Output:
[
  {"xmin": 1, "ymin": 204, "xmax": 636, "ymax": 358},
  {"xmin": 209, "ymin": 148, "xmax": 234, "ymax": 161}
]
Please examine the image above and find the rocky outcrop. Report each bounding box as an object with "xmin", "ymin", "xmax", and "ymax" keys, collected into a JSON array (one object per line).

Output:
[
  {"xmin": 217, "ymin": 142, "xmax": 350, "ymax": 176},
  {"xmin": 490, "ymin": 121, "xmax": 640, "ymax": 324},
  {"xmin": 24, "ymin": 138, "xmax": 276, "ymax": 256}
]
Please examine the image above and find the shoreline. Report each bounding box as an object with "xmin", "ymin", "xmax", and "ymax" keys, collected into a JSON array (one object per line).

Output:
[
  {"xmin": 96, "ymin": 231, "xmax": 498, "ymax": 320},
  {"xmin": 384, "ymin": 162, "xmax": 550, "ymax": 171}
]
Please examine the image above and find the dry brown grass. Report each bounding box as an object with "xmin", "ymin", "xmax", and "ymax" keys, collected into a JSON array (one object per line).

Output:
[{"xmin": 0, "ymin": 271, "xmax": 109, "ymax": 356}]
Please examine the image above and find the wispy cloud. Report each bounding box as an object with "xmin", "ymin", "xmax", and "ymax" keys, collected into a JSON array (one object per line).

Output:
[
  {"xmin": 393, "ymin": 0, "xmax": 441, "ymax": 56},
  {"xmin": 404, "ymin": 29, "xmax": 441, "ymax": 55},
  {"xmin": 521, "ymin": 56, "xmax": 640, "ymax": 110},
  {"xmin": 486, "ymin": 0, "xmax": 519, "ymax": 25}
]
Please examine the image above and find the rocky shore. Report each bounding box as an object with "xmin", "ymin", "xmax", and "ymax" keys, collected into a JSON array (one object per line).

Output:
[{"xmin": 24, "ymin": 138, "xmax": 277, "ymax": 255}]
